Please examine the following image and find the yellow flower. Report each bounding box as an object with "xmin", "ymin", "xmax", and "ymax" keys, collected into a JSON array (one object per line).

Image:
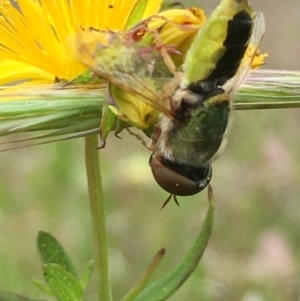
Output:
[
  {"xmin": 149, "ymin": 7, "xmax": 207, "ymax": 66},
  {"xmin": 0, "ymin": 0, "xmax": 162, "ymax": 85},
  {"xmin": 250, "ymin": 51, "xmax": 269, "ymax": 69}
]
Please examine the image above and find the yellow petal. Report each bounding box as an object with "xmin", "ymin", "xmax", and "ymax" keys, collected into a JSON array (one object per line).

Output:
[
  {"xmin": 109, "ymin": 88, "xmax": 159, "ymax": 129},
  {"xmin": 0, "ymin": 0, "xmax": 162, "ymax": 86}
]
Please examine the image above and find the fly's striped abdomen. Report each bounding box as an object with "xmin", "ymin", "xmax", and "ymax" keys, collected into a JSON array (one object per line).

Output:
[
  {"xmin": 182, "ymin": 0, "xmax": 256, "ymax": 87},
  {"xmin": 205, "ymin": 10, "xmax": 253, "ymax": 86}
]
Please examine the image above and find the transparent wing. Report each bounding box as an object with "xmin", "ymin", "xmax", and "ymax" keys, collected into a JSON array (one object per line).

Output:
[{"xmin": 75, "ymin": 29, "xmax": 173, "ymax": 118}]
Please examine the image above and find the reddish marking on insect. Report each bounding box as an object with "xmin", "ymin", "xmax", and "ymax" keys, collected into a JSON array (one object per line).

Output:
[{"xmin": 126, "ymin": 20, "xmax": 151, "ymax": 42}]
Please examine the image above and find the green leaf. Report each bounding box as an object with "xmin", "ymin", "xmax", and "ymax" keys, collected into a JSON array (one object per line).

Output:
[
  {"xmin": 133, "ymin": 186, "xmax": 215, "ymax": 301},
  {"xmin": 31, "ymin": 279, "xmax": 55, "ymax": 297},
  {"xmin": 79, "ymin": 260, "xmax": 95, "ymax": 290},
  {"xmin": 37, "ymin": 231, "xmax": 78, "ymax": 279},
  {"xmin": 0, "ymin": 291, "xmax": 45, "ymax": 301},
  {"xmin": 43, "ymin": 264, "xmax": 83, "ymax": 301},
  {"xmin": 121, "ymin": 249, "xmax": 165, "ymax": 301}
]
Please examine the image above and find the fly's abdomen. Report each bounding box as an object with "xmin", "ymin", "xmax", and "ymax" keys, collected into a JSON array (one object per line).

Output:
[
  {"xmin": 206, "ymin": 10, "xmax": 253, "ymax": 86},
  {"xmin": 183, "ymin": 0, "xmax": 255, "ymax": 87}
]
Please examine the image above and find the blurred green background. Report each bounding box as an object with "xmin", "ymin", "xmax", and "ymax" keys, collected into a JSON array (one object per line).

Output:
[{"xmin": 1, "ymin": 0, "xmax": 300, "ymax": 300}]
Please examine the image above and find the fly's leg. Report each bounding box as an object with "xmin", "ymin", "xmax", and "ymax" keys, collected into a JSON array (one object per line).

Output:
[
  {"xmin": 124, "ymin": 125, "xmax": 153, "ymax": 150},
  {"xmin": 125, "ymin": 124, "xmax": 161, "ymax": 151},
  {"xmin": 149, "ymin": 127, "xmax": 161, "ymax": 151},
  {"xmin": 146, "ymin": 27, "xmax": 178, "ymax": 75},
  {"xmin": 139, "ymin": 24, "xmax": 182, "ymax": 113},
  {"xmin": 160, "ymin": 194, "xmax": 173, "ymax": 210},
  {"xmin": 125, "ymin": 126, "xmax": 147, "ymax": 148},
  {"xmin": 203, "ymin": 92, "xmax": 229, "ymax": 108},
  {"xmin": 129, "ymin": 15, "xmax": 182, "ymax": 75}
]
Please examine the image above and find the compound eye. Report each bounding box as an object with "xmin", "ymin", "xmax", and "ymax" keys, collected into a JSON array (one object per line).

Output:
[{"xmin": 149, "ymin": 155, "xmax": 212, "ymax": 196}]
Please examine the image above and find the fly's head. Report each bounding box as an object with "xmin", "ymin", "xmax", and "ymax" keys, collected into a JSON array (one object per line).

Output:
[{"xmin": 149, "ymin": 154, "xmax": 212, "ymax": 197}]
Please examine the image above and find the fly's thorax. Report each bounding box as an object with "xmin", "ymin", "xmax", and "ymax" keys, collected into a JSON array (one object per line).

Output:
[
  {"xmin": 171, "ymin": 87, "xmax": 199, "ymax": 111},
  {"xmin": 206, "ymin": 83, "xmax": 234, "ymax": 162},
  {"xmin": 154, "ymin": 83, "xmax": 231, "ymax": 166},
  {"xmin": 171, "ymin": 81, "xmax": 222, "ymax": 123},
  {"xmin": 154, "ymin": 85, "xmax": 206, "ymax": 161},
  {"xmin": 160, "ymin": 73, "xmax": 182, "ymax": 108}
]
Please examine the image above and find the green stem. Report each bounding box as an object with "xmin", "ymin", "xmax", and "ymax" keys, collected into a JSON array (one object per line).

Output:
[
  {"xmin": 235, "ymin": 69, "xmax": 300, "ymax": 109},
  {"xmin": 234, "ymin": 99, "xmax": 300, "ymax": 110},
  {"xmin": 85, "ymin": 135, "xmax": 112, "ymax": 301}
]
